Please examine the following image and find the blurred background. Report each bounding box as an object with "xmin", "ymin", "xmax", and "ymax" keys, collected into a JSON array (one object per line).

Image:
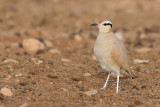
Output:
[{"xmin": 0, "ymin": 0, "xmax": 160, "ymax": 106}]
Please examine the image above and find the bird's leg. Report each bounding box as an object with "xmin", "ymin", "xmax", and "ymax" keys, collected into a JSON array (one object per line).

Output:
[
  {"xmin": 101, "ymin": 72, "xmax": 111, "ymax": 90},
  {"xmin": 116, "ymin": 71, "xmax": 120, "ymax": 94}
]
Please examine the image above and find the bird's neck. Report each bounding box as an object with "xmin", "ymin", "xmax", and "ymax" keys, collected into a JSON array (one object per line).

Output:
[
  {"xmin": 98, "ymin": 30, "xmax": 114, "ymax": 37},
  {"xmin": 99, "ymin": 29, "xmax": 113, "ymax": 34}
]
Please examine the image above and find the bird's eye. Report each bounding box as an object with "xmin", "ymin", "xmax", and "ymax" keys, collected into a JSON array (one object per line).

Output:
[
  {"xmin": 103, "ymin": 23, "xmax": 108, "ymax": 26},
  {"xmin": 103, "ymin": 23, "xmax": 112, "ymax": 27}
]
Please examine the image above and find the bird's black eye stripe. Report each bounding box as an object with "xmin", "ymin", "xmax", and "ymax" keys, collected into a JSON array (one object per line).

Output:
[{"xmin": 103, "ymin": 23, "xmax": 112, "ymax": 27}]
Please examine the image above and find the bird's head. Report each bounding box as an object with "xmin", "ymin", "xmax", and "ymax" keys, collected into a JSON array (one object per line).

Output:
[{"xmin": 90, "ymin": 20, "xmax": 113, "ymax": 33}]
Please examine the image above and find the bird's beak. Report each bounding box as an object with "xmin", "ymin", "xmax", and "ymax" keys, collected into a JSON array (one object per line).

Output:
[{"xmin": 90, "ymin": 23, "xmax": 98, "ymax": 26}]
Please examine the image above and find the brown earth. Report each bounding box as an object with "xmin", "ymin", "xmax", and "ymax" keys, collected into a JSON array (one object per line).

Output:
[{"xmin": 0, "ymin": 0, "xmax": 160, "ymax": 107}]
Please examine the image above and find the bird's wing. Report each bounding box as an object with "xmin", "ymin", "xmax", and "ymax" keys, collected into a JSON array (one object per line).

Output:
[{"xmin": 110, "ymin": 39, "xmax": 128, "ymax": 70}]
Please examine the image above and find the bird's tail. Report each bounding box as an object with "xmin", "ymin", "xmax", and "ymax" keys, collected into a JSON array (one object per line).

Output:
[{"xmin": 120, "ymin": 68, "xmax": 133, "ymax": 79}]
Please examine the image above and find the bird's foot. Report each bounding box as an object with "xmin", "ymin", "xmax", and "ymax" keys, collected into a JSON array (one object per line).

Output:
[{"xmin": 100, "ymin": 87, "xmax": 106, "ymax": 90}]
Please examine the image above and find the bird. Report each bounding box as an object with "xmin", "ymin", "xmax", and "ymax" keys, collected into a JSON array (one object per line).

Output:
[{"xmin": 90, "ymin": 20, "xmax": 133, "ymax": 94}]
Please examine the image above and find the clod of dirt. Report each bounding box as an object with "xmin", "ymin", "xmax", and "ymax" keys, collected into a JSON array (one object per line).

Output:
[
  {"xmin": 127, "ymin": 104, "xmax": 135, "ymax": 107},
  {"xmin": 47, "ymin": 74, "xmax": 58, "ymax": 79},
  {"xmin": 71, "ymin": 76, "xmax": 83, "ymax": 81},
  {"xmin": 134, "ymin": 100, "xmax": 142, "ymax": 105},
  {"xmin": 83, "ymin": 73, "xmax": 91, "ymax": 77},
  {"xmin": 135, "ymin": 67, "xmax": 141, "ymax": 72},
  {"xmin": 22, "ymin": 38, "xmax": 45, "ymax": 54},
  {"xmin": 135, "ymin": 47, "xmax": 152, "ymax": 54},
  {"xmin": 19, "ymin": 82, "xmax": 28, "ymax": 86},
  {"xmin": 132, "ymin": 85, "xmax": 139, "ymax": 90},
  {"xmin": 134, "ymin": 59, "xmax": 149, "ymax": 64},
  {"xmin": 74, "ymin": 34, "xmax": 82, "ymax": 42},
  {"xmin": 0, "ymin": 94, "xmax": 4, "ymax": 101},
  {"xmin": 0, "ymin": 87, "xmax": 13, "ymax": 96},
  {"xmin": 44, "ymin": 40, "xmax": 53, "ymax": 47},
  {"xmin": 141, "ymin": 85, "xmax": 146, "ymax": 89},
  {"xmin": 48, "ymin": 49, "xmax": 61, "ymax": 54},
  {"xmin": 3, "ymin": 58, "xmax": 19, "ymax": 64},
  {"xmin": 83, "ymin": 89, "xmax": 98, "ymax": 96}
]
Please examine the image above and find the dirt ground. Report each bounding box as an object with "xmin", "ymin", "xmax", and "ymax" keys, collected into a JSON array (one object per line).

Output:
[{"xmin": 0, "ymin": 0, "xmax": 160, "ymax": 107}]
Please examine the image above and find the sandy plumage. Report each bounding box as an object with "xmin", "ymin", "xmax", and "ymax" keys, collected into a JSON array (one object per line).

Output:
[{"xmin": 91, "ymin": 20, "xmax": 133, "ymax": 94}]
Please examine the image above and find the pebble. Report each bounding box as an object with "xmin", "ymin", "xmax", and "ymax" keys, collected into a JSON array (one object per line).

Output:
[
  {"xmin": 15, "ymin": 73, "xmax": 22, "ymax": 77},
  {"xmin": 92, "ymin": 55, "xmax": 97, "ymax": 60},
  {"xmin": 19, "ymin": 103, "xmax": 28, "ymax": 107},
  {"xmin": 22, "ymin": 38, "xmax": 44, "ymax": 54},
  {"xmin": 83, "ymin": 73, "xmax": 91, "ymax": 77},
  {"xmin": 134, "ymin": 59, "xmax": 149, "ymax": 64},
  {"xmin": 61, "ymin": 58, "xmax": 71, "ymax": 62},
  {"xmin": 35, "ymin": 60, "xmax": 44, "ymax": 65},
  {"xmin": 0, "ymin": 87, "xmax": 13, "ymax": 96},
  {"xmin": 48, "ymin": 49, "xmax": 61, "ymax": 54},
  {"xmin": 44, "ymin": 40, "xmax": 53, "ymax": 47},
  {"xmin": 136, "ymin": 47, "xmax": 152, "ymax": 54},
  {"xmin": 83, "ymin": 89, "xmax": 98, "ymax": 96},
  {"xmin": 74, "ymin": 34, "xmax": 82, "ymax": 42},
  {"xmin": 3, "ymin": 58, "xmax": 19, "ymax": 64}
]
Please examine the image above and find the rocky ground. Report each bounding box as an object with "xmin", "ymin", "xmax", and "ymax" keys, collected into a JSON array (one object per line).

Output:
[{"xmin": 0, "ymin": 0, "xmax": 160, "ymax": 107}]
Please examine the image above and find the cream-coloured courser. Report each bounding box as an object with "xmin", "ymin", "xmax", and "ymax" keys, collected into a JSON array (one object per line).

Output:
[{"xmin": 90, "ymin": 20, "xmax": 133, "ymax": 94}]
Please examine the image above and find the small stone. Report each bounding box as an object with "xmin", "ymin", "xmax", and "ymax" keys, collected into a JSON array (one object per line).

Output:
[
  {"xmin": 35, "ymin": 60, "xmax": 44, "ymax": 65},
  {"xmin": 140, "ymin": 33, "xmax": 147, "ymax": 39},
  {"xmin": 83, "ymin": 73, "xmax": 91, "ymax": 77},
  {"xmin": 19, "ymin": 103, "xmax": 28, "ymax": 107},
  {"xmin": 136, "ymin": 47, "xmax": 152, "ymax": 54},
  {"xmin": 74, "ymin": 34, "xmax": 82, "ymax": 42},
  {"xmin": 134, "ymin": 59, "xmax": 149, "ymax": 64},
  {"xmin": 84, "ymin": 89, "xmax": 98, "ymax": 96},
  {"xmin": 22, "ymin": 38, "xmax": 44, "ymax": 54},
  {"xmin": 48, "ymin": 49, "xmax": 61, "ymax": 54},
  {"xmin": 15, "ymin": 73, "xmax": 22, "ymax": 77},
  {"xmin": 61, "ymin": 58, "xmax": 71, "ymax": 62},
  {"xmin": 92, "ymin": 55, "xmax": 97, "ymax": 60},
  {"xmin": 44, "ymin": 40, "xmax": 53, "ymax": 47},
  {"xmin": 0, "ymin": 87, "xmax": 13, "ymax": 96},
  {"xmin": 3, "ymin": 58, "xmax": 19, "ymax": 64}
]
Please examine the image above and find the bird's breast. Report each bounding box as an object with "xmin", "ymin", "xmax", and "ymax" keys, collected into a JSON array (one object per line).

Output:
[{"xmin": 94, "ymin": 36, "xmax": 112, "ymax": 64}]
